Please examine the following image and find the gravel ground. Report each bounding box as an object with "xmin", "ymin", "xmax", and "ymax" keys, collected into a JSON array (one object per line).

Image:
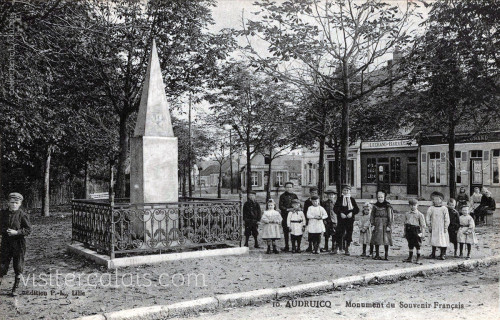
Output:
[{"xmin": 0, "ymin": 211, "xmax": 498, "ymax": 320}]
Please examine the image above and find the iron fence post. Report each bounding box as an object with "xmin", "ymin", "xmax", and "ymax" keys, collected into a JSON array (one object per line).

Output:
[{"xmin": 110, "ymin": 193, "xmax": 115, "ymax": 260}]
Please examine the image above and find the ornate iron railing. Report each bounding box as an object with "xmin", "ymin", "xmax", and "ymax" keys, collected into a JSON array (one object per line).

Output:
[{"xmin": 71, "ymin": 198, "xmax": 242, "ymax": 258}]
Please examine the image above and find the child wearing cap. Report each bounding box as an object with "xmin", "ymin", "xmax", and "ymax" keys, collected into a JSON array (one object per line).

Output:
[
  {"xmin": 243, "ymin": 191, "xmax": 262, "ymax": 248},
  {"xmin": 0, "ymin": 192, "xmax": 31, "ymax": 296},
  {"xmin": 457, "ymin": 205, "xmax": 477, "ymax": 259},
  {"xmin": 426, "ymin": 191, "xmax": 450, "ymax": 260},
  {"xmin": 306, "ymin": 196, "xmax": 328, "ymax": 254},
  {"xmin": 447, "ymin": 198, "xmax": 460, "ymax": 257},
  {"xmin": 359, "ymin": 202, "xmax": 373, "ymax": 257},
  {"xmin": 403, "ymin": 199, "xmax": 426, "ymax": 264},
  {"xmin": 261, "ymin": 199, "xmax": 282, "ymax": 254},
  {"xmin": 287, "ymin": 199, "xmax": 306, "ymax": 253}
]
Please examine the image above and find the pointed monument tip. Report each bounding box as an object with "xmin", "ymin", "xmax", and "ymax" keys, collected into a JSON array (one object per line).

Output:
[{"xmin": 134, "ymin": 38, "xmax": 175, "ymax": 138}]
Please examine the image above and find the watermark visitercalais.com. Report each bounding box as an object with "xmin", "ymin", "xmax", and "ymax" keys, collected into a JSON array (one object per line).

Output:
[{"xmin": 18, "ymin": 269, "xmax": 207, "ymax": 297}]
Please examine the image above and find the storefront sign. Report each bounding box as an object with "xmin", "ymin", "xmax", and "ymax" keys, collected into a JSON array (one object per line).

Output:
[
  {"xmin": 420, "ymin": 131, "xmax": 500, "ymax": 145},
  {"xmin": 362, "ymin": 140, "xmax": 417, "ymax": 149}
]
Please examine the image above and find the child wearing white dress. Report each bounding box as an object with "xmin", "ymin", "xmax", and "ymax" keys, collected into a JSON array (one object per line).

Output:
[
  {"xmin": 457, "ymin": 205, "xmax": 477, "ymax": 259},
  {"xmin": 359, "ymin": 202, "xmax": 373, "ymax": 257},
  {"xmin": 306, "ymin": 196, "xmax": 328, "ymax": 254},
  {"xmin": 426, "ymin": 191, "xmax": 450, "ymax": 260},
  {"xmin": 261, "ymin": 199, "xmax": 282, "ymax": 254},
  {"xmin": 287, "ymin": 199, "xmax": 306, "ymax": 253}
]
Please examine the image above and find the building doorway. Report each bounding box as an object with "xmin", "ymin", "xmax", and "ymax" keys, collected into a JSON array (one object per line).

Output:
[
  {"xmin": 407, "ymin": 163, "xmax": 418, "ymax": 195},
  {"xmin": 470, "ymin": 150, "xmax": 483, "ymax": 194}
]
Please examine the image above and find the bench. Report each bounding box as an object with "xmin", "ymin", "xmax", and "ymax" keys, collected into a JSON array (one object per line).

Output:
[{"xmin": 89, "ymin": 192, "xmax": 109, "ymax": 200}]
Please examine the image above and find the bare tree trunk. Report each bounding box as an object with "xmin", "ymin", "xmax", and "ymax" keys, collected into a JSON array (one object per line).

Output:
[
  {"xmin": 318, "ymin": 135, "xmax": 326, "ymax": 198},
  {"xmin": 334, "ymin": 134, "xmax": 341, "ymax": 193},
  {"xmin": 84, "ymin": 160, "xmax": 90, "ymax": 199},
  {"xmin": 448, "ymin": 123, "xmax": 457, "ymax": 199},
  {"xmin": 218, "ymin": 162, "xmax": 223, "ymax": 198},
  {"xmin": 340, "ymin": 61, "xmax": 350, "ymax": 186},
  {"xmin": 188, "ymin": 94, "xmax": 193, "ymax": 197},
  {"xmin": 266, "ymin": 149, "xmax": 272, "ymax": 202},
  {"xmin": 181, "ymin": 163, "xmax": 187, "ymax": 198},
  {"xmin": 246, "ymin": 139, "xmax": 252, "ymax": 197},
  {"xmin": 0, "ymin": 133, "xmax": 3, "ymax": 202},
  {"xmin": 109, "ymin": 157, "xmax": 115, "ymax": 200},
  {"xmin": 116, "ymin": 113, "xmax": 129, "ymax": 198},
  {"xmin": 42, "ymin": 145, "xmax": 52, "ymax": 217}
]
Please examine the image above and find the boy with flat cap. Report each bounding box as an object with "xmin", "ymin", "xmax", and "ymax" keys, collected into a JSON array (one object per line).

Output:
[
  {"xmin": 334, "ymin": 185, "xmax": 359, "ymax": 255},
  {"xmin": 279, "ymin": 182, "xmax": 299, "ymax": 252},
  {"xmin": 0, "ymin": 192, "xmax": 31, "ymax": 296},
  {"xmin": 243, "ymin": 191, "xmax": 262, "ymax": 248}
]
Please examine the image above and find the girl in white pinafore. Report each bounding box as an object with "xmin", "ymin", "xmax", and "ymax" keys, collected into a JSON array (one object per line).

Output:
[
  {"xmin": 426, "ymin": 192, "xmax": 450, "ymax": 260},
  {"xmin": 261, "ymin": 199, "xmax": 282, "ymax": 254}
]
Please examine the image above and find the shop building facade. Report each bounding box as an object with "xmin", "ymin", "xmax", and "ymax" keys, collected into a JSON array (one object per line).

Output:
[
  {"xmin": 419, "ymin": 132, "xmax": 500, "ymax": 200},
  {"xmin": 360, "ymin": 139, "xmax": 419, "ymax": 200}
]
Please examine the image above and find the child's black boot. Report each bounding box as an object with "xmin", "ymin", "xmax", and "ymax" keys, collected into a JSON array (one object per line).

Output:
[
  {"xmin": 11, "ymin": 276, "xmax": 20, "ymax": 297},
  {"xmin": 273, "ymin": 244, "xmax": 279, "ymax": 254},
  {"xmin": 266, "ymin": 245, "xmax": 271, "ymax": 254},
  {"xmin": 403, "ymin": 251, "xmax": 413, "ymax": 263}
]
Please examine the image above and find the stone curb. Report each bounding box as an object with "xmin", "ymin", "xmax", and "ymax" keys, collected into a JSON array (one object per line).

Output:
[{"xmin": 74, "ymin": 254, "xmax": 500, "ymax": 320}]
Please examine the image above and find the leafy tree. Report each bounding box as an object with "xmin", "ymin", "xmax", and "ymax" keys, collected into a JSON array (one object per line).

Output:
[
  {"xmin": 78, "ymin": 0, "xmax": 235, "ymax": 198},
  {"xmin": 239, "ymin": 0, "xmax": 417, "ymax": 186},
  {"xmin": 400, "ymin": 0, "xmax": 499, "ymax": 198},
  {"xmin": 208, "ymin": 62, "xmax": 295, "ymax": 197}
]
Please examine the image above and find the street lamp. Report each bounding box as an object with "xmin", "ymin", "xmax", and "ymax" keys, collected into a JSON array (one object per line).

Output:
[{"xmin": 223, "ymin": 123, "xmax": 233, "ymax": 194}]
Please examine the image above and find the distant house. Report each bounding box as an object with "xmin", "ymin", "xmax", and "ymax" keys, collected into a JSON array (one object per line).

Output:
[
  {"xmin": 199, "ymin": 161, "xmax": 239, "ymax": 188},
  {"xmin": 240, "ymin": 153, "xmax": 302, "ymax": 191}
]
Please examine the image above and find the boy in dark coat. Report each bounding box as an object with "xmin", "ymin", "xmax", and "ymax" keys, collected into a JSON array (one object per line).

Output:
[
  {"xmin": 334, "ymin": 185, "xmax": 359, "ymax": 255},
  {"xmin": 243, "ymin": 191, "xmax": 262, "ymax": 248},
  {"xmin": 447, "ymin": 198, "xmax": 460, "ymax": 257},
  {"xmin": 0, "ymin": 193, "xmax": 31, "ymax": 296},
  {"xmin": 279, "ymin": 182, "xmax": 299, "ymax": 252}
]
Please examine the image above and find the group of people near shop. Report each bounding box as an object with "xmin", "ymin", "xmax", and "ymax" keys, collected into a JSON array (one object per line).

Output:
[{"xmin": 243, "ymin": 182, "xmax": 496, "ymax": 263}]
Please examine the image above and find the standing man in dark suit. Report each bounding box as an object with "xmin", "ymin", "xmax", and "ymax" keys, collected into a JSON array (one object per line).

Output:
[
  {"xmin": 334, "ymin": 185, "xmax": 359, "ymax": 255},
  {"xmin": 279, "ymin": 182, "xmax": 298, "ymax": 252},
  {"xmin": 243, "ymin": 191, "xmax": 262, "ymax": 248},
  {"xmin": 303, "ymin": 187, "xmax": 318, "ymax": 252}
]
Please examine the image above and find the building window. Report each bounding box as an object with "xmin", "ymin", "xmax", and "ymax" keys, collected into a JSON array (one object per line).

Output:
[
  {"xmin": 308, "ymin": 163, "xmax": 313, "ymax": 185},
  {"xmin": 390, "ymin": 157, "xmax": 401, "ymax": 183},
  {"xmin": 347, "ymin": 160, "xmax": 355, "ymax": 186},
  {"xmin": 429, "ymin": 152, "xmax": 441, "ymax": 184},
  {"xmin": 367, "ymin": 158, "xmax": 376, "ymax": 183},
  {"xmin": 251, "ymin": 172, "xmax": 259, "ymax": 187},
  {"xmin": 493, "ymin": 149, "xmax": 500, "ymax": 184},
  {"xmin": 471, "ymin": 150, "xmax": 483, "ymax": 158},
  {"xmin": 455, "ymin": 151, "xmax": 462, "ymax": 184},
  {"xmin": 276, "ymin": 171, "xmax": 284, "ymax": 186},
  {"xmin": 264, "ymin": 156, "xmax": 271, "ymax": 165}
]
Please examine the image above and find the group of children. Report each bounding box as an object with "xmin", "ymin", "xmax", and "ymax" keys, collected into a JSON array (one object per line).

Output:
[{"xmin": 254, "ymin": 186, "xmax": 479, "ymax": 262}]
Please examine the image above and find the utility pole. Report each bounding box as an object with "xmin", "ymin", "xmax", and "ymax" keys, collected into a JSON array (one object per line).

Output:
[{"xmin": 229, "ymin": 129, "xmax": 233, "ymax": 194}]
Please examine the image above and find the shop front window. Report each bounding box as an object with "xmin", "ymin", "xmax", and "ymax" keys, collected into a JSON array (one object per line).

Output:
[
  {"xmin": 367, "ymin": 158, "xmax": 376, "ymax": 183},
  {"xmin": 492, "ymin": 149, "xmax": 500, "ymax": 184},
  {"xmin": 390, "ymin": 157, "xmax": 401, "ymax": 183},
  {"xmin": 429, "ymin": 152, "xmax": 441, "ymax": 184}
]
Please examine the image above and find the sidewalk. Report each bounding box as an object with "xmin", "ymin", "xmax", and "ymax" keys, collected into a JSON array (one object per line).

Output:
[{"xmin": 0, "ymin": 213, "xmax": 498, "ymax": 320}]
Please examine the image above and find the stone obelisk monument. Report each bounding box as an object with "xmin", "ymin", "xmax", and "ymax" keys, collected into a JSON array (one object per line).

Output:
[{"xmin": 130, "ymin": 40, "xmax": 178, "ymax": 204}]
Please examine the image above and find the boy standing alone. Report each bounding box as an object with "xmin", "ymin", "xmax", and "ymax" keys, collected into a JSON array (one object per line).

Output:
[{"xmin": 0, "ymin": 193, "xmax": 31, "ymax": 296}]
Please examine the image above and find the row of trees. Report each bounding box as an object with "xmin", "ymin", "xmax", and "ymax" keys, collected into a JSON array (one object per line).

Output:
[
  {"xmin": 0, "ymin": 0, "xmax": 498, "ymax": 213},
  {"xmin": 210, "ymin": 0, "xmax": 498, "ymax": 199}
]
